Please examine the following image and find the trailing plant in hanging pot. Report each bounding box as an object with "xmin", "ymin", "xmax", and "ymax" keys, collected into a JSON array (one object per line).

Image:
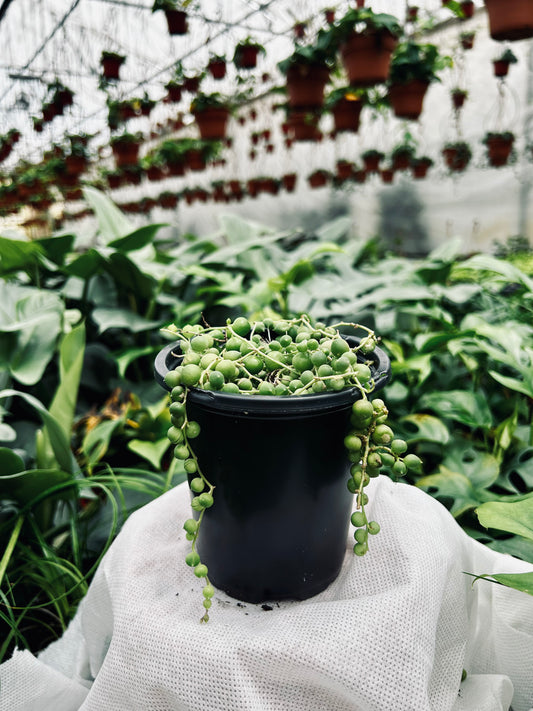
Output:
[
  {"xmin": 285, "ymin": 108, "xmax": 322, "ymax": 142},
  {"xmin": 207, "ymin": 54, "xmax": 227, "ymax": 80},
  {"xmin": 152, "ymin": 0, "xmax": 194, "ymax": 35},
  {"xmin": 493, "ymin": 48, "xmax": 518, "ymax": 78},
  {"xmin": 390, "ymin": 138, "xmax": 417, "ymax": 171},
  {"xmin": 387, "ymin": 41, "xmax": 451, "ymax": 120},
  {"xmin": 442, "ymin": 140, "xmax": 472, "ymax": 172},
  {"xmin": 361, "ymin": 148, "xmax": 385, "ymax": 173},
  {"xmin": 110, "ymin": 131, "xmax": 143, "ymax": 168},
  {"xmin": 277, "ymin": 31, "xmax": 337, "ymax": 109},
  {"xmin": 155, "ymin": 315, "xmax": 421, "ymax": 620},
  {"xmin": 233, "ymin": 38, "xmax": 266, "ymax": 69},
  {"xmin": 281, "ymin": 172, "xmax": 297, "ymax": 192},
  {"xmin": 324, "ymin": 87, "xmax": 366, "ymax": 133},
  {"xmin": 451, "ymin": 87, "xmax": 468, "ymax": 110},
  {"xmin": 190, "ymin": 92, "xmax": 232, "ymax": 140},
  {"xmin": 328, "ymin": 8, "xmax": 402, "ymax": 87},
  {"xmin": 484, "ymin": 0, "xmax": 533, "ymax": 41},
  {"xmin": 411, "ymin": 155, "xmax": 433, "ymax": 179},
  {"xmin": 459, "ymin": 30, "xmax": 475, "ymax": 50},
  {"xmin": 483, "ymin": 131, "xmax": 515, "ymax": 167},
  {"xmin": 308, "ymin": 168, "xmax": 332, "ymax": 188},
  {"xmin": 101, "ymin": 51, "xmax": 126, "ymax": 80}
]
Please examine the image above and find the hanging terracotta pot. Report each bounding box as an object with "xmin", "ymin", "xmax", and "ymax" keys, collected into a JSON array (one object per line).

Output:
[
  {"xmin": 185, "ymin": 149, "xmax": 206, "ymax": 172},
  {"xmin": 461, "ymin": 1, "xmax": 475, "ymax": 18},
  {"xmin": 112, "ymin": 139, "xmax": 140, "ymax": 168},
  {"xmin": 193, "ymin": 107, "xmax": 230, "ymax": 140},
  {"xmin": 159, "ymin": 193, "xmax": 179, "ymax": 209},
  {"xmin": 183, "ymin": 76, "xmax": 201, "ymax": 93},
  {"xmin": 208, "ymin": 58, "xmax": 227, "ymax": 80},
  {"xmin": 340, "ymin": 30, "xmax": 398, "ymax": 87},
  {"xmin": 101, "ymin": 54, "xmax": 125, "ymax": 80},
  {"xmin": 167, "ymin": 160, "xmax": 185, "ymax": 177},
  {"xmin": 164, "ymin": 9, "xmax": 188, "ymax": 35},
  {"xmin": 380, "ymin": 168, "xmax": 394, "ymax": 184},
  {"xmin": 485, "ymin": 134, "xmax": 514, "ymax": 167},
  {"xmin": 353, "ymin": 169, "xmax": 367, "ymax": 184},
  {"xmin": 411, "ymin": 158, "xmax": 432, "ymax": 179},
  {"xmin": 325, "ymin": 9, "xmax": 335, "ymax": 23},
  {"xmin": 362, "ymin": 151, "xmax": 384, "ymax": 173},
  {"xmin": 460, "ymin": 32, "xmax": 475, "ymax": 50},
  {"xmin": 234, "ymin": 45, "xmax": 261, "ymax": 69},
  {"xmin": 391, "ymin": 150, "xmax": 413, "ymax": 171},
  {"xmin": 336, "ymin": 160, "xmax": 353, "ymax": 181},
  {"xmin": 493, "ymin": 59, "xmax": 511, "ymax": 77},
  {"xmin": 147, "ymin": 166, "xmax": 164, "ymax": 182},
  {"xmin": 293, "ymin": 22, "xmax": 307, "ymax": 39},
  {"xmin": 282, "ymin": 173, "xmax": 297, "ymax": 192},
  {"xmin": 286, "ymin": 63, "xmax": 330, "ymax": 108},
  {"xmin": 442, "ymin": 144, "xmax": 471, "ymax": 172},
  {"xmin": 331, "ymin": 98, "xmax": 363, "ymax": 133},
  {"xmin": 485, "ymin": 0, "xmax": 533, "ymax": 41},
  {"xmin": 165, "ymin": 83, "xmax": 182, "ymax": 102},
  {"xmin": 308, "ymin": 170, "xmax": 330, "ymax": 188},
  {"xmin": 388, "ymin": 80, "xmax": 430, "ymax": 121},
  {"xmin": 286, "ymin": 110, "xmax": 321, "ymax": 141},
  {"xmin": 451, "ymin": 89, "xmax": 468, "ymax": 110},
  {"xmin": 65, "ymin": 155, "xmax": 87, "ymax": 176},
  {"xmin": 407, "ymin": 6, "xmax": 419, "ymax": 21}
]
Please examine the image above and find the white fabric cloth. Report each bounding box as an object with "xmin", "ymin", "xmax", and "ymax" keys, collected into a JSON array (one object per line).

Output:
[{"xmin": 2, "ymin": 477, "xmax": 533, "ymax": 711}]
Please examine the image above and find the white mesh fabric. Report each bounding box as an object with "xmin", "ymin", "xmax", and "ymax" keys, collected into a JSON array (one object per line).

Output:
[{"xmin": 1, "ymin": 477, "xmax": 533, "ymax": 711}]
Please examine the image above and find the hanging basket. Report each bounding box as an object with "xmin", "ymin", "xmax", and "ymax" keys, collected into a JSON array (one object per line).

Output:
[
  {"xmin": 65, "ymin": 155, "xmax": 87, "ymax": 176},
  {"xmin": 164, "ymin": 9, "xmax": 188, "ymax": 35},
  {"xmin": 234, "ymin": 45, "xmax": 261, "ymax": 69},
  {"xmin": 340, "ymin": 30, "xmax": 398, "ymax": 87},
  {"xmin": 461, "ymin": 0, "xmax": 475, "ymax": 18},
  {"xmin": 493, "ymin": 60, "xmax": 511, "ymax": 78},
  {"xmin": 362, "ymin": 152, "xmax": 383, "ymax": 173},
  {"xmin": 308, "ymin": 170, "xmax": 330, "ymax": 188},
  {"xmin": 331, "ymin": 98, "xmax": 363, "ymax": 133},
  {"xmin": 336, "ymin": 160, "xmax": 354, "ymax": 181},
  {"xmin": 286, "ymin": 64, "xmax": 329, "ymax": 108},
  {"xmin": 282, "ymin": 173, "xmax": 297, "ymax": 192},
  {"xmin": 485, "ymin": 135, "xmax": 514, "ymax": 167},
  {"xmin": 388, "ymin": 80, "xmax": 430, "ymax": 121},
  {"xmin": 286, "ymin": 110, "xmax": 321, "ymax": 142},
  {"xmin": 485, "ymin": 0, "xmax": 533, "ymax": 40},
  {"xmin": 442, "ymin": 146, "xmax": 471, "ymax": 172},
  {"xmin": 111, "ymin": 141, "xmax": 140, "ymax": 168},
  {"xmin": 185, "ymin": 149, "xmax": 206, "ymax": 172},
  {"xmin": 193, "ymin": 107, "xmax": 230, "ymax": 140},
  {"xmin": 380, "ymin": 168, "xmax": 395, "ymax": 184},
  {"xmin": 101, "ymin": 55, "xmax": 124, "ymax": 80},
  {"xmin": 208, "ymin": 59, "xmax": 227, "ymax": 80}
]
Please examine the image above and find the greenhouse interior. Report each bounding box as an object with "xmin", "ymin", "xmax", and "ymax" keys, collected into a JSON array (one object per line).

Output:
[{"xmin": 1, "ymin": 1, "xmax": 533, "ymax": 709}]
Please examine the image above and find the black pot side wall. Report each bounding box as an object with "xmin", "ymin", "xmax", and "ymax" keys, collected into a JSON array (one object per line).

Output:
[{"xmin": 187, "ymin": 400, "xmax": 355, "ymax": 603}]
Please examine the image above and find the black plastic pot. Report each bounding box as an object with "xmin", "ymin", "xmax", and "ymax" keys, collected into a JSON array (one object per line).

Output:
[{"xmin": 155, "ymin": 337, "xmax": 391, "ymax": 603}]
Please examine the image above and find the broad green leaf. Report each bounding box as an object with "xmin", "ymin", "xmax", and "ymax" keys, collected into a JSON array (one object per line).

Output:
[
  {"xmin": 81, "ymin": 419, "xmax": 123, "ymax": 469},
  {"xmin": 489, "ymin": 370, "xmax": 533, "ymax": 399},
  {"xmin": 0, "ymin": 447, "xmax": 25, "ymax": 475},
  {"xmin": 428, "ymin": 236, "xmax": 463, "ymax": 262},
  {"xmin": 37, "ymin": 323, "xmax": 85, "ymax": 470},
  {"xmin": 105, "ymin": 252, "xmax": 156, "ymax": 300},
  {"xmin": 0, "ymin": 283, "xmax": 63, "ymax": 385},
  {"xmin": 469, "ymin": 570, "xmax": 533, "ymax": 596},
  {"xmin": 476, "ymin": 497, "xmax": 533, "ymax": 541},
  {"xmin": 115, "ymin": 345, "xmax": 161, "ymax": 379},
  {"xmin": 108, "ymin": 224, "xmax": 167, "ymax": 252},
  {"xmin": 127, "ymin": 438, "xmax": 170, "ymax": 471},
  {"xmin": 499, "ymin": 448, "xmax": 533, "ymax": 492},
  {"xmin": 92, "ymin": 308, "xmax": 162, "ymax": 334},
  {"xmin": 0, "ymin": 390, "xmax": 73, "ymax": 473},
  {"xmin": 401, "ymin": 413, "xmax": 450, "ymax": 444},
  {"xmin": 391, "ymin": 354, "xmax": 433, "ymax": 384},
  {"xmin": 488, "ymin": 536, "xmax": 533, "ymax": 564},
  {"xmin": 418, "ymin": 390, "xmax": 493, "ymax": 430},
  {"xmin": 83, "ymin": 186, "xmax": 133, "ymax": 242},
  {"xmin": 64, "ymin": 249, "xmax": 103, "ymax": 279},
  {"xmin": 417, "ymin": 466, "xmax": 481, "ymax": 517},
  {"xmin": 315, "ymin": 216, "xmax": 351, "ymax": 243},
  {"xmin": 489, "ymin": 572, "xmax": 533, "ymax": 596},
  {"xmin": 0, "ymin": 467, "xmax": 72, "ymax": 506},
  {"xmin": 441, "ymin": 441, "xmax": 500, "ymax": 490},
  {"xmin": 37, "ymin": 234, "xmax": 75, "ymax": 266},
  {"xmin": 0, "ymin": 423, "xmax": 16, "ymax": 442},
  {"xmin": 0, "ymin": 236, "xmax": 43, "ymax": 275},
  {"xmin": 460, "ymin": 253, "xmax": 533, "ymax": 292}
]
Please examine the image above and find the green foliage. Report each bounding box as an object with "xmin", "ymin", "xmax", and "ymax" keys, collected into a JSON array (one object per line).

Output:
[
  {"xmin": 1, "ymin": 193, "xmax": 533, "ymax": 656},
  {"xmin": 389, "ymin": 41, "xmax": 452, "ymax": 85}
]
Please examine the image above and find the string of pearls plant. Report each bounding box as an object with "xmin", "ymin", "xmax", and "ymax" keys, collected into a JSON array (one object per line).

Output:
[{"xmin": 163, "ymin": 315, "xmax": 422, "ymax": 621}]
